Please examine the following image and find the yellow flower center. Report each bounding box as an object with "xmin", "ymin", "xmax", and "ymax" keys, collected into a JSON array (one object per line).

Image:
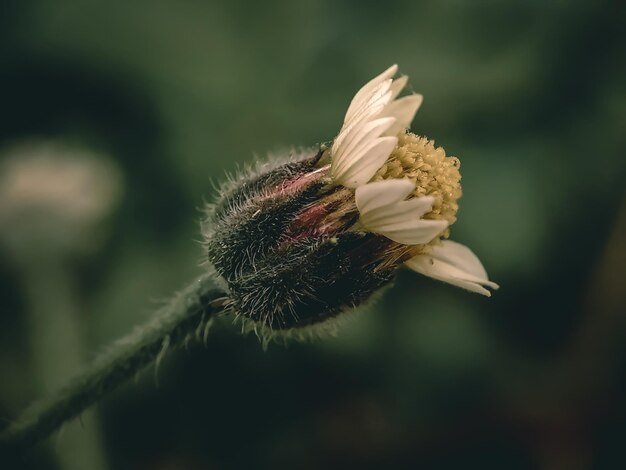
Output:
[{"xmin": 373, "ymin": 132, "xmax": 462, "ymax": 238}]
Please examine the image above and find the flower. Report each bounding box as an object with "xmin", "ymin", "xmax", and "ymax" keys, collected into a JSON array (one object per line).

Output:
[
  {"xmin": 325, "ymin": 64, "xmax": 498, "ymax": 297},
  {"xmin": 203, "ymin": 65, "xmax": 498, "ymax": 337}
]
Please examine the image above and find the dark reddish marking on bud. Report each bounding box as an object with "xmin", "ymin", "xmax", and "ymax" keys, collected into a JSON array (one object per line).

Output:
[
  {"xmin": 203, "ymin": 150, "xmax": 399, "ymax": 331},
  {"xmin": 281, "ymin": 187, "xmax": 358, "ymax": 242}
]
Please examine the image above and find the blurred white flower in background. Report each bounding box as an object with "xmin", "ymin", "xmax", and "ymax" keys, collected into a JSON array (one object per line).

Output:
[{"xmin": 0, "ymin": 141, "xmax": 123, "ymax": 259}]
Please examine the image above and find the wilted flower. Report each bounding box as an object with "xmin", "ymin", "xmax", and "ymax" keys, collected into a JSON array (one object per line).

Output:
[{"xmin": 203, "ymin": 65, "xmax": 498, "ymax": 337}]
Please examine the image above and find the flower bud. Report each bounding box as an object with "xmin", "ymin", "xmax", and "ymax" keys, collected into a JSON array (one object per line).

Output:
[{"xmin": 205, "ymin": 150, "xmax": 393, "ymax": 333}]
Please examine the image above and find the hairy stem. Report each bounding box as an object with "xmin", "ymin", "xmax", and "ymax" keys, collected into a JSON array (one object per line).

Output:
[{"xmin": 1, "ymin": 274, "xmax": 229, "ymax": 448}]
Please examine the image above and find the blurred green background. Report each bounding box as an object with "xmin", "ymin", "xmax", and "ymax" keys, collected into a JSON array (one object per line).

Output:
[{"xmin": 1, "ymin": 0, "xmax": 625, "ymax": 469}]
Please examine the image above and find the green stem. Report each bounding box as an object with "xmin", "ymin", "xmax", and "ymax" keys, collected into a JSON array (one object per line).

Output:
[{"xmin": 1, "ymin": 274, "xmax": 229, "ymax": 448}]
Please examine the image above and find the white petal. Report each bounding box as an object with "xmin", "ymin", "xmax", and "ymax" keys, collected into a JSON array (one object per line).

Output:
[
  {"xmin": 389, "ymin": 75, "xmax": 408, "ymax": 100},
  {"xmin": 343, "ymin": 80, "xmax": 393, "ymax": 130},
  {"xmin": 332, "ymin": 117, "xmax": 395, "ymax": 176},
  {"xmin": 354, "ymin": 179, "xmax": 415, "ymax": 213},
  {"xmin": 359, "ymin": 195, "xmax": 435, "ymax": 227},
  {"xmin": 383, "ymin": 94, "xmax": 423, "ymax": 136},
  {"xmin": 344, "ymin": 65, "xmax": 398, "ymax": 124},
  {"xmin": 406, "ymin": 240, "xmax": 499, "ymax": 296},
  {"xmin": 331, "ymin": 85, "xmax": 393, "ymax": 158},
  {"xmin": 373, "ymin": 218, "xmax": 448, "ymax": 245},
  {"xmin": 428, "ymin": 240, "xmax": 490, "ymax": 279},
  {"xmin": 333, "ymin": 137, "xmax": 397, "ymax": 188},
  {"xmin": 356, "ymin": 185, "xmax": 448, "ymax": 244}
]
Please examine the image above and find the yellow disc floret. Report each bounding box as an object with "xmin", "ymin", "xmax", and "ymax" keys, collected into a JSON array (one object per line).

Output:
[{"xmin": 373, "ymin": 132, "xmax": 462, "ymax": 237}]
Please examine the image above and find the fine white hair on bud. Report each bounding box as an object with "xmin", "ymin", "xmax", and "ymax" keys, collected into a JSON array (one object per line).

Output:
[{"xmin": 203, "ymin": 65, "xmax": 498, "ymax": 339}]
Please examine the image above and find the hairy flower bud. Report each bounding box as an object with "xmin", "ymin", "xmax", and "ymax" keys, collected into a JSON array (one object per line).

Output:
[
  {"xmin": 205, "ymin": 150, "xmax": 395, "ymax": 334},
  {"xmin": 203, "ymin": 65, "xmax": 498, "ymax": 338}
]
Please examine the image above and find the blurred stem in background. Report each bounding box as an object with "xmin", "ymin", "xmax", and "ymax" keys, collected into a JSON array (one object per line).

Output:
[
  {"xmin": 0, "ymin": 142, "xmax": 123, "ymax": 469},
  {"xmin": 19, "ymin": 258, "xmax": 109, "ymax": 470}
]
